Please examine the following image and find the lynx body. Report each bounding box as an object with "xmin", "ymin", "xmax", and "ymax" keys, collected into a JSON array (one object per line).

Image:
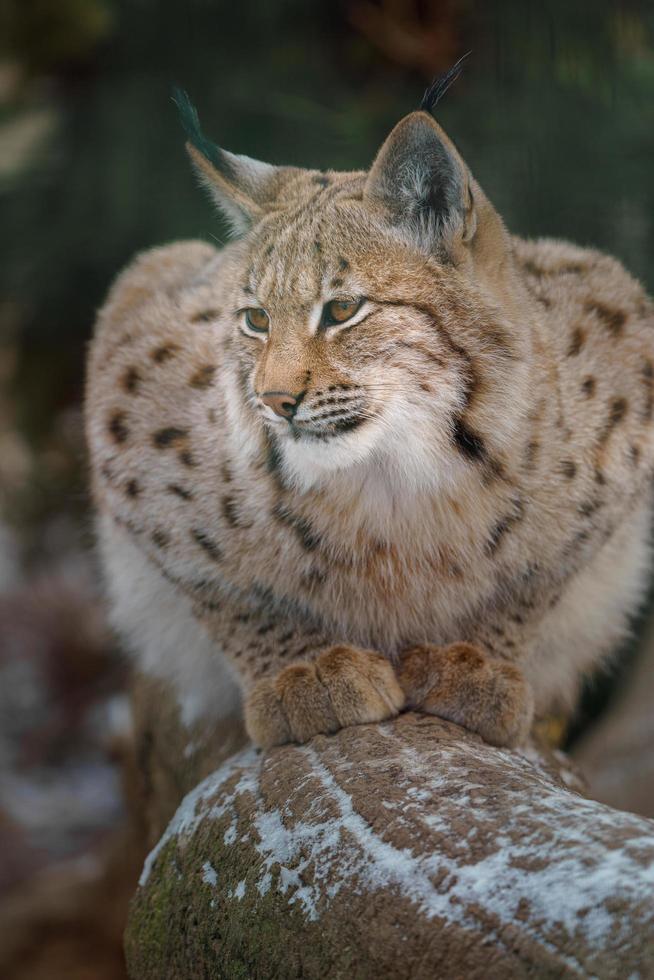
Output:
[{"xmin": 86, "ymin": 100, "xmax": 654, "ymax": 748}]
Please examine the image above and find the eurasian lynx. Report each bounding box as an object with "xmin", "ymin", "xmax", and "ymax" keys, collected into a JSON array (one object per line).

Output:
[{"xmin": 86, "ymin": 87, "xmax": 654, "ymax": 749}]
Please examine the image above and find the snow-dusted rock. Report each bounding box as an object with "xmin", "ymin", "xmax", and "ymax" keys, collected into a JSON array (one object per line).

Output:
[{"xmin": 125, "ymin": 712, "xmax": 654, "ymax": 979}]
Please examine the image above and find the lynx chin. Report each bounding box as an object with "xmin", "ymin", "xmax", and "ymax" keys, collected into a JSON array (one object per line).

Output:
[{"xmin": 86, "ymin": 86, "xmax": 654, "ymax": 750}]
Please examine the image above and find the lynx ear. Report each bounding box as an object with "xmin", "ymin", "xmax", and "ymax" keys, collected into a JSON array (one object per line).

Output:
[
  {"xmin": 364, "ymin": 111, "xmax": 476, "ymax": 253},
  {"xmin": 173, "ymin": 88, "xmax": 278, "ymax": 236}
]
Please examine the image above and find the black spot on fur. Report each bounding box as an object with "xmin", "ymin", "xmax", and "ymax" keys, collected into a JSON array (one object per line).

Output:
[
  {"xmin": 567, "ymin": 327, "xmax": 585, "ymax": 357},
  {"xmin": 522, "ymin": 259, "xmax": 544, "ymax": 278},
  {"xmin": 153, "ymin": 427, "xmax": 188, "ymax": 448},
  {"xmin": 273, "ymin": 503, "xmax": 322, "ymax": 552},
  {"xmin": 190, "ymin": 309, "xmax": 221, "ymax": 324},
  {"xmin": 328, "ymin": 415, "xmax": 366, "ymax": 436},
  {"xmin": 189, "ymin": 365, "xmax": 216, "ymax": 389},
  {"xmin": 482, "ymin": 455, "xmax": 507, "ymax": 484},
  {"xmin": 191, "ymin": 528, "xmax": 223, "ymax": 562},
  {"xmin": 452, "ymin": 417, "xmax": 486, "ymax": 462},
  {"xmin": 483, "ymin": 325, "xmax": 518, "ymax": 361},
  {"xmin": 303, "ymin": 567, "xmax": 327, "ymax": 588},
  {"xmin": 630, "ymin": 445, "xmax": 641, "ymax": 467},
  {"xmin": 524, "ymin": 440, "xmax": 539, "ymax": 468},
  {"xmin": 221, "ymin": 494, "xmax": 250, "ymax": 529},
  {"xmin": 151, "ymin": 529, "xmax": 170, "ymax": 549},
  {"xmin": 314, "ymin": 395, "xmax": 344, "ymax": 409},
  {"xmin": 108, "ymin": 412, "xmax": 129, "ymax": 444},
  {"xmin": 559, "ymin": 263, "xmax": 587, "ymax": 275},
  {"xmin": 584, "ymin": 301, "xmax": 627, "ymax": 337},
  {"xmin": 318, "ymin": 407, "xmax": 358, "ymax": 422},
  {"xmin": 125, "ymin": 478, "xmax": 141, "ymax": 498},
  {"xmin": 123, "ymin": 367, "xmax": 141, "ymax": 393},
  {"xmin": 581, "ymin": 376, "xmax": 596, "ymax": 398},
  {"xmin": 578, "ymin": 497, "xmax": 602, "ymax": 518},
  {"xmin": 178, "ymin": 450, "xmax": 198, "ymax": 468},
  {"xmin": 485, "ymin": 498, "xmax": 525, "ymax": 557},
  {"xmin": 266, "ymin": 436, "xmax": 283, "ymax": 475},
  {"xmin": 609, "ymin": 397, "xmax": 628, "ymax": 427},
  {"xmin": 560, "ymin": 460, "xmax": 577, "ymax": 479},
  {"xmin": 151, "ymin": 344, "xmax": 180, "ymax": 363},
  {"xmin": 167, "ymin": 483, "xmax": 192, "ymax": 500}
]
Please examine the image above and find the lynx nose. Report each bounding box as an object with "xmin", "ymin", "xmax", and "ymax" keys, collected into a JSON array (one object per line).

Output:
[{"xmin": 261, "ymin": 390, "xmax": 300, "ymax": 419}]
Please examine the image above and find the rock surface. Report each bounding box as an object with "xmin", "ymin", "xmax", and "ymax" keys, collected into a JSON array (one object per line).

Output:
[
  {"xmin": 129, "ymin": 673, "xmax": 247, "ymax": 849},
  {"xmin": 125, "ymin": 713, "xmax": 654, "ymax": 979}
]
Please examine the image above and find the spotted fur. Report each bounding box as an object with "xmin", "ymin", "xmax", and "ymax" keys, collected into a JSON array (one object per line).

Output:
[{"xmin": 86, "ymin": 107, "xmax": 654, "ymax": 748}]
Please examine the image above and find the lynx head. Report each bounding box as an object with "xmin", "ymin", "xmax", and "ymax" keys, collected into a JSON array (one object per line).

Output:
[{"xmin": 175, "ymin": 83, "xmax": 522, "ymax": 492}]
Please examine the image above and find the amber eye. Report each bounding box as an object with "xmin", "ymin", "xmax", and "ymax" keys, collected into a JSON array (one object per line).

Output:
[
  {"xmin": 244, "ymin": 308, "xmax": 269, "ymax": 334},
  {"xmin": 321, "ymin": 298, "xmax": 362, "ymax": 328}
]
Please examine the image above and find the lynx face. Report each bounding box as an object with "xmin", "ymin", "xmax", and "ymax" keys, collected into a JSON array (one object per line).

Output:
[
  {"xmin": 227, "ymin": 198, "xmax": 476, "ymax": 487},
  {"xmin": 178, "ymin": 93, "xmax": 519, "ymax": 489}
]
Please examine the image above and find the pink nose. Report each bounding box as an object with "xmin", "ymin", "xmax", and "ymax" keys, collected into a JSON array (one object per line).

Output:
[{"xmin": 261, "ymin": 391, "xmax": 299, "ymax": 419}]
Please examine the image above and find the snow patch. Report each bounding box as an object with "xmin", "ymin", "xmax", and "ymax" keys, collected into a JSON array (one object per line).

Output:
[
  {"xmin": 201, "ymin": 861, "xmax": 218, "ymax": 886},
  {"xmin": 139, "ymin": 747, "xmax": 259, "ymax": 886}
]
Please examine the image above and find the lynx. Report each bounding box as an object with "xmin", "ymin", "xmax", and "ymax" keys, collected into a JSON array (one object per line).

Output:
[{"xmin": 85, "ymin": 82, "xmax": 654, "ymax": 750}]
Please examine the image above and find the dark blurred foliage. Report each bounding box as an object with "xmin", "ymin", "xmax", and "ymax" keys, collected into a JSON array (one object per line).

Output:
[
  {"xmin": 3, "ymin": 0, "xmax": 654, "ymax": 454},
  {"xmin": 1, "ymin": 2, "xmax": 654, "ymax": 975}
]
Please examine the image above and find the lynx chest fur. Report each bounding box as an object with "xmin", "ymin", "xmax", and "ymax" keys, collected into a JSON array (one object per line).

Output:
[{"xmin": 86, "ymin": 93, "xmax": 654, "ymax": 749}]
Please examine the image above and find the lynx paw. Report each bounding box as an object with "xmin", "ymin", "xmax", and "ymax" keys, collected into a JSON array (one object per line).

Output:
[
  {"xmin": 244, "ymin": 645, "xmax": 405, "ymax": 749},
  {"xmin": 397, "ymin": 642, "xmax": 533, "ymax": 747}
]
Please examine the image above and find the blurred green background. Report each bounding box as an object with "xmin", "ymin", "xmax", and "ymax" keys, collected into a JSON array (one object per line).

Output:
[
  {"xmin": 1, "ymin": 2, "xmax": 653, "ymax": 975},
  {"xmin": 2, "ymin": 0, "xmax": 654, "ymax": 555},
  {"xmin": 2, "ymin": 0, "xmax": 654, "ymax": 562}
]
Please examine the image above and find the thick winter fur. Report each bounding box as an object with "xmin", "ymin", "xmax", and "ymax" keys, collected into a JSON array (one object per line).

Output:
[{"xmin": 85, "ymin": 106, "xmax": 654, "ymax": 749}]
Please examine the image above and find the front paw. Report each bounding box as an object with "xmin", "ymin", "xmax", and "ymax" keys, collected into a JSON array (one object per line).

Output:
[
  {"xmin": 397, "ymin": 642, "xmax": 534, "ymax": 747},
  {"xmin": 244, "ymin": 645, "xmax": 405, "ymax": 749}
]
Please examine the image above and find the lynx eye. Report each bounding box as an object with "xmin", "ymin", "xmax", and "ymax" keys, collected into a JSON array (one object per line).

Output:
[
  {"xmin": 244, "ymin": 308, "xmax": 269, "ymax": 334},
  {"xmin": 321, "ymin": 298, "xmax": 362, "ymax": 328}
]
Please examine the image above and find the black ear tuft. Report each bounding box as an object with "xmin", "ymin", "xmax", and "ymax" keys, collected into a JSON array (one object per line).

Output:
[
  {"xmin": 420, "ymin": 53, "xmax": 471, "ymax": 115},
  {"xmin": 171, "ymin": 87, "xmax": 222, "ymax": 170}
]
